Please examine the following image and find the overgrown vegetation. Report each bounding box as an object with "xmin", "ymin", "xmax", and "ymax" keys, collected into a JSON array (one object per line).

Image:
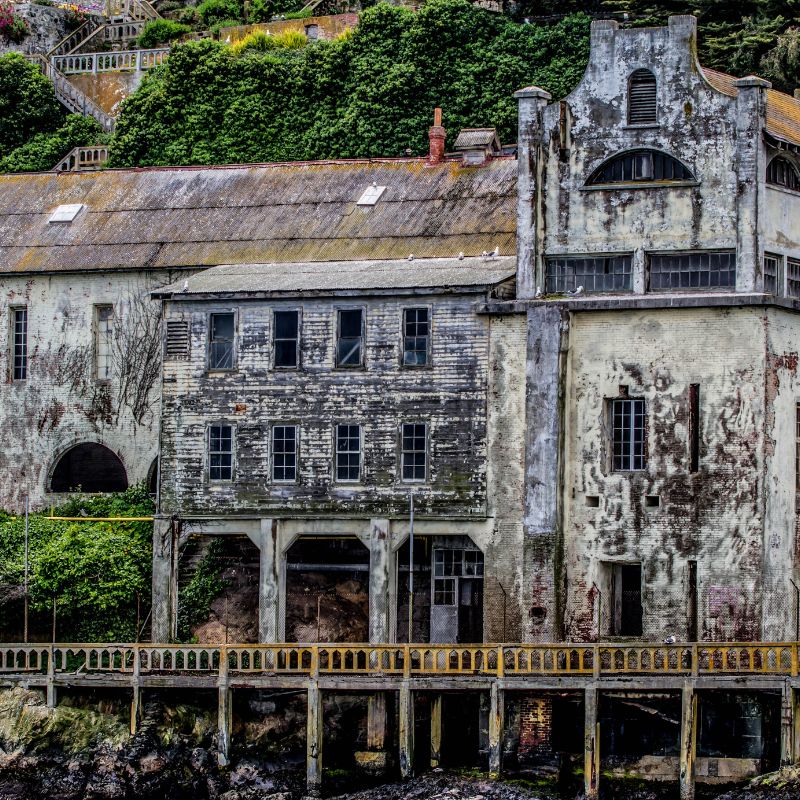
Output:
[
  {"xmin": 176, "ymin": 538, "xmax": 228, "ymax": 642},
  {"xmin": 137, "ymin": 17, "xmax": 192, "ymax": 47},
  {"xmin": 0, "ymin": 486, "xmax": 154, "ymax": 642}
]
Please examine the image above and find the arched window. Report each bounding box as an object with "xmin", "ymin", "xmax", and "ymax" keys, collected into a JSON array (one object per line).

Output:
[
  {"xmin": 51, "ymin": 443, "xmax": 128, "ymax": 493},
  {"xmin": 147, "ymin": 456, "xmax": 159, "ymax": 496},
  {"xmin": 628, "ymin": 69, "xmax": 657, "ymax": 124},
  {"xmin": 587, "ymin": 149, "xmax": 694, "ymax": 186},
  {"xmin": 767, "ymin": 156, "xmax": 800, "ymax": 191}
]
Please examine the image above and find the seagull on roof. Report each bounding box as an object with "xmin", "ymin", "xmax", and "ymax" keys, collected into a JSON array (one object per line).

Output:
[
  {"xmin": 458, "ymin": 252, "xmax": 464, "ymax": 260},
  {"xmin": 182, "ymin": 279, "xmax": 189, "ymax": 292},
  {"xmin": 566, "ymin": 285, "xmax": 584, "ymax": 296},
  {"xmin": 534, "ymin": 286, "xmax": 543, "ymax": 299},
  {"xmin": 492, "ymin": 246, "xmax": 499, "ymax": 258},
  {"xmin": 407, "ymin": 254, "xmax": 414, "ymax": 261}
]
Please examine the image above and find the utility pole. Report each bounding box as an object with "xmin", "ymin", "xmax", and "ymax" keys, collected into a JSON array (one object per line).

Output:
[
  {"xmin": 23, "ymin": 493, "xmax": 29, "ymax": 644},
  {"xmin": 407, "ymin": 492, "xmax": 414, "ymax": 643}
]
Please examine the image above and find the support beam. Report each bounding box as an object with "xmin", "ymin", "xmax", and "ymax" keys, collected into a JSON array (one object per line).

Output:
[
  {"xmin": 130, "ymin": 685, "xmax": 141, "ymax": 735},
  {"xmin": 399, "ymin": 680, "xmax": 414, "ymax": 779},
  {"xmin": 488, "ymin": 681, "xmax": 504, "ymax": 778},
  {"xmin": 151, "ymin": 515, "xmax": 177, "ymax": 642},
  {"xmin": 679, "ymin": 682, "xmax": 697, "ymax": 800},
  {"xmin": 794, "ymin": 686, "xmax": 800, "ymax": 764},
  {"xmin": 217, "ymin": 654, "xmax": 232, "ymax": 767},
  {"xmin": 367, "ymin": 519, "xmax": 392, "ymax": 644},
  {"xmin": 367, "ymin": 692, "xmax": 387, "ymax": 751},
  {"xmin": 782, "ymin": 681, "xmax": 794, "ymax": 767},
  {"xmin": 584, "ymin": 686, "xmax": 599, "ymax": 800},
  {"xmin": 306, "ymin": 679, "xmax": 323, "ymax": 798},
  {"xmin": 430, "ymin": 693, "xmax": 442, "ymax": 768},
  {"xmin": 258, "ymin": 518, "xmax": 280, "ymax": 643}
]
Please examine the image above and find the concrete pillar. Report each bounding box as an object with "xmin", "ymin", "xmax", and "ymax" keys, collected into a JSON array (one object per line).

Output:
[
  {"xmin": 258, "ymin": 518, "xmax": 280, "ymax": 643},
  {"xmin": 366, "ymin": 518, "xmax": 392, "ymax": 643},
  {"xmin": 584, "ymin": 686, "xmax": 599, "ymax": 800},
  {"xmin": 399, "ymin": 680, "xmax": 414, "ymax": 779},
  {"xmin": 782, "ymin": 681, "xmax": 794, "ymax": 767},
  {"xmin": 367, "ymin": 692, "xmax": 387, "ymax": 750},
  {"xmin": 793, "ymin": 686, "xmax": 800, "ymax": 764},
  {"xmin": 679, "ymin": 682, "xmax": 697, "ymax": 800},
  {"xmin": 217, "ymin": 655, "xmax": 232, "ymax": 767},
  {"xmin": 306, "ymin": 679, "xmax": 323, "ymax": 797},
  {"xmin": 130, "ymin": 685, "xmax": 141, "ymax": 735},
  {"xmin": 151, "ymin": 515, "xmax": 177, "ymax": 642},
  {"xmin": 430, "ymin": 693, "xmax": 442, "ymax": 768},
  {"xmin": 488, "ymin": 682, "xmax": 504, "ymax": 778},
  {"xmin": 46, "ymin": 651, "xmax": 56, "ymax": 708}
]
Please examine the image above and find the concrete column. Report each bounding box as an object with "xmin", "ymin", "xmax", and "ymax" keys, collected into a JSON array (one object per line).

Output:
[
  {"xmin": 217, "ymin": 654, "xmax": 232, "ymax": 767},
  {"xmin": 367, "ymin": 692, "xmax": 387, "ymax": 750},
  {"xmin": 793, "ymin": 687, "xmax": 800, "ymax": 764},
  {"xmin": 367, "ymin": 518, "xmax": 392, "ymax": 643},
  {"xmin": 306, "ymin": 679, "xmax": 323, "ymax": 797},
  {"xmin": 430, "ymin": 693, "xmax": 442, "ymax": 768},
  {"xmin": 584, "ymin": 686, "xmax": 599, "ymax": 800},
  {"xmin": 399, "ymin": 680, "xmax": 414, "ymax": 779},
  {"xmin": 151, "ymin": 515, "xmax": 177, "ymax": 643},
  {"xmin": 130, "ymin": 685, "xmax": 141, "ymax": 735},
  {"xmin": 782, "ymin": 681, "xmax": 794, "ymax": 766},
  {"xmin": 46, "ymin": 649, "xmax": 56, "ymax": 708},
  {"xmin": 258, "ymin": 518, "xmax": 280, "ymax": 643},
  {"xmin": 488, "ymin": 682, "xmax": 504, "ymax": 778},
  {"xmin": 679, "ymin": 682, "xmax": 697, "ymax": 800}
]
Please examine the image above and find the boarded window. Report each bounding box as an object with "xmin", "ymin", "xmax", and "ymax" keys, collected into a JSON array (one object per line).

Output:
[
  {"xmin": 337, "ymin": 309, "xmax": 364, "ymax": 367},
  {"xmin": 209, "ymin": 424, "xmax": 233, "ymax": 481},
  {"xmin": 95, "ymin": 305, "xmax": 113, "ymax": 380},
  {"xmin": 588, "ymin": 149, "xmax": 693, "ymax": 185},
  {"xmin": 628, "ymin": 69, "xmax": 657, "ymax": 124},
  {"xmin": 649, "ymin": 251, "xmax": 736, "ymax": 291},
  {"xmin": 11, "ymin": 307, "xmax": 27, "ymax": 381},
  {"xmin": 336, "ymin": 423, "xmax": 361, "ymax": 482},
  {"xmin": 788, "ymin": 259, "xmax": 800, "ymax": 299},
  {"xmin": 545, "ymin": 254, "xmax": 633, "ymax": 293},
  {"xmin": 209, "ymin": 312, "xmax": 235, "ymax": 370},
  {"xmin": 401, "ymin": 422, "xmax": 427, "ymax": 482},
  {"xmin": 612, "ymin": 398, "xmax": 646, "ymax": 471},
  {"xmin": 403, "ymin": 307, "xmax": 430, "ymax": 366},
  {"xmin": 165, "ymin": 319, "xmax": 190, "ymax": 360},
  {"xmin": 767, "ymin": 156, "xmax": 800, "ymax": 191},
  {"xmin": 274, "ymin": 309, "xmax": 299, "ymax": 368},
  {"xmin": 273, "ymin": 424, "xmax": 297, "ymax": 482},
  {"xmin": 764, "ymin": 253, "xmax": 782, "ymax": 295},
  {"xmin": 51, "ymin": 443, "xmax": 128, "ymax": 492}
]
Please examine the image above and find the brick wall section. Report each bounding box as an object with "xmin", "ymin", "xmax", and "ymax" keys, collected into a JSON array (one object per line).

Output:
[{"xmin": 518, "ymin": 695, "xmax": 553, "ymax": 757}]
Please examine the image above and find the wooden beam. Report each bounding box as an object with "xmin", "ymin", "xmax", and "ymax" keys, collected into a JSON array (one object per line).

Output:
[
  {"xmin": 306, "ymin": 679, "xmax": 323, "ymax": 797},
  {"xmin": 679, "ymin": 681, "xmax": 697, "ymax": 800},
  {"xmin": 584, "ymin": 686, "xmax": 599, "ymax": 800},
  {"xmin": 488, "ymin": 681, "xmax": 504, "ymax": 778}
]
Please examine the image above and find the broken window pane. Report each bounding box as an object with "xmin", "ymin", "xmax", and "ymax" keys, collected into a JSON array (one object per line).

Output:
[
  {"xmin": 337, "ymin": 309, "xmax": 363, "ymax": 367},
  {"xmin": 273, "ymin": 425, "xmax": 297, "ymax": 482},
  {"xmin": 95, "ymin": 305, "xmax": 113, "ymax": 380},
  {"xmin": 612, "ymin": 398, "xmax": 646, "ymax": 471},
  {"xmin": 12, "ymin": 307, "xmax": 27, "ymax": 381},
  {"xmin": 274, "ymin": 309, "xmax": 299, "ymax": 368},
  {"xmin": 545, "ymin": 255, "xmax": 633, "ymax": 293},
  {"xmin": 649, "ymin": 251, "xmax": 736, "ymax": 291},
  {"xmin": 401, "ymin": 422, "xmax": 427, "ymax": 482},
  {"xmin": 336, "ymin": 423, "xmax": 361, "ymax": 482},
  {"xmin": 209, "ymin": 424, "xmax": 233, "ymax": 481},
  {"xmin": 403, "ymin": 307, "xmax": 430, "ymax": 366},
  {"xmin": 764, "ymin": 254, "xmax": 781, "ymax": 295},
  {"xmin": 209, "ymin": 312, "xmax": 235, "ymax": 369}
]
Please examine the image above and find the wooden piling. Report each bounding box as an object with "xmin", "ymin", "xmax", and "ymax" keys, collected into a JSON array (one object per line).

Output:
[
  {"xmin": 679, "ymin": 681, "xmax": 697, "ymax": 800},
  {"xmin": 488, "ymin": 681, "xmax": 503, "ymax": 778},
  {"xmin": 399, "ymin": 680, "xmax": 414, "ymax": 779},
  {"xmin": 430, "ymin": 693, "xmax": 442, "ymax": 768},
  {"xmin": 306, "ymin": 679, "xmax": 323, "ymax": 797},
  {"xmin": 584, "ymin": 686, "xmax": 599, "ymax": 800},
  {"xmin": 217, "ymin": 652, "xmax": 232, "ymax": 767}
]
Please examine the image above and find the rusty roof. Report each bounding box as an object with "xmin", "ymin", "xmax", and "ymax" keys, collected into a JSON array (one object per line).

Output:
[
  {"xmin": 702, "ymin": 67, "xmax": 800, "ymax": 147},
  {"xmin": 0, "ymin": 158, "xmax": 517, "ymax": 275},
  {"xmin": 155, "ymin": 256, "xmax": 516, "ymax": 298}
]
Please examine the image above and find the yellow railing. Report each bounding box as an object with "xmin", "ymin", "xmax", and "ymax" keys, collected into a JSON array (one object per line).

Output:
[{"xmin": 1, "ymin": 643, "xmax": 797, "ymax": 678}]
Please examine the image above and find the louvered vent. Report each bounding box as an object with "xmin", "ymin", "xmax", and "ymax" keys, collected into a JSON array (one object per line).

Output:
[
  {"xmin": 628, "ymin": 69, "xmax": 657, "ymax": 124},
  {"xmin": 165, "ymin": 319, "xmax": 190, "ymax": 360}
]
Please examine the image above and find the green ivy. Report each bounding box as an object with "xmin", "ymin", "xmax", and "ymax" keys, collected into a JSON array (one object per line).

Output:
[{"xmin": 176, "ymin": 538, "xmax": 229, "ymax": 642}]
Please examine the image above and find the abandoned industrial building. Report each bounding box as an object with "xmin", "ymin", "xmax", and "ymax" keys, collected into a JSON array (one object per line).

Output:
[{"xmin": 5, "ymin": 12, "xmax": 800, "ymax": 800}]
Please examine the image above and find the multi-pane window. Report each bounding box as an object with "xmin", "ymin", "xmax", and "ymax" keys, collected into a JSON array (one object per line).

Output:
[
  {"xmin": 401, "ymin": 422, "xmax": 427, "ymax": 482},
  {"xmin": 337, "ymin": 309, "xmax": 364, "ymax": 367},
  {"xmin": 272, "ymin": 424, "xmax": 297, "ymax": 482},
  {"xmin": 587, "ymin": 150, "xmax": 693, "ymax": 186},
  {"xmin": 11, "ymin": 307, "xmax": 27, "ymax": 381},
  {"xmin": 209, "ymin": 312, "xmax": 235, "ymax": 370},
  {"xmin": 335, "ymin": 424, "xmax": 361, "ymax": 482},
  {"xmin": 432, "ymin": 548, "xmax": 484, "ymax": 606},
  {"xmin": 788, "ymin": 259, "xmax": 800, "ymax": 299},
  {"xmin": 95, "ymin": 305, "xmax": 113, "ymax": 380},
  {"xmin": 649, "ymin": 251, "xmax": 736, "ymax": 291},
  {"xmin": 274, "ymin": 310, "xmax": 299, "ymax": 368},
  {"xmin": 612, "ymin": 398, "xmax": 646, "ymax": 471},
  {"xmin": 209, "ymin": 424, "xmax": 233, "ymax": 481},
  {"xmin": 545, "ymin": 255, "xmax": 633, "ymax": 293},
  {"xmin": 403, "ymin": 308, "xmax": 430, "ymax": 366},
  {"xmin": 764, "ymin": 253, "xmax": 782, "ymax": 295},
  {"xmin": 767, "ymin": 157, "xmax": 800, "ymax": 191},
  {"xmin": 628, "ymin": 69, "xmax": 657, "ymax": 125}
]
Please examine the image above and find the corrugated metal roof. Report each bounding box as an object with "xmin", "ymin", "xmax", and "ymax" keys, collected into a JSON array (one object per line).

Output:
[
  {"xmin": 156, "ymin": 256, "xmax": 517, "ymax": 296},
  {"xmin": 702, "ymin": 67, "xmax": 800, "ymax": 147},
  {"xmin": 0, "ymin": 158, "xmax": 517, "ymax": 274}
]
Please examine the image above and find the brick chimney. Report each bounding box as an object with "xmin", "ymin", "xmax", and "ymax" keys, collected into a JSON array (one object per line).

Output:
[{"xmin": 428, "ymin": 107, "xmax": 446, "ymax": 164}]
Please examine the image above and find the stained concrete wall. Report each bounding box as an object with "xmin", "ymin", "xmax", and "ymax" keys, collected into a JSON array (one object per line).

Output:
[
  {"xmin": 65, "ymin": 72, "xmax": 142, "ymax": 117},
  {"xmin": 0, "ymin": 271, "xmax": 175, "ymax": 512}
]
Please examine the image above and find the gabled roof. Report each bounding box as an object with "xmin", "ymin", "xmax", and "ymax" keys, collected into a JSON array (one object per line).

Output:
[
  {"xmin": 702, "ymin": 67, "xmax": 800, "ymax": 147},
  {"xmin": 0, "ymin": 157, "xmax": 517, "ymax": 275},
  {"xmin": 453, "ymin": 128, "xmax": 502, "ymax": 152},
  {"xmin": 155, "ymin": 256, "xmax": 517, "ymax": 298}
]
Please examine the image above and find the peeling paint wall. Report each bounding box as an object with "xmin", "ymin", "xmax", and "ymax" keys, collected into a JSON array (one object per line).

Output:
[{"xmin": 65, "ymin": 72, "xmax": 142, "ymax": 117}]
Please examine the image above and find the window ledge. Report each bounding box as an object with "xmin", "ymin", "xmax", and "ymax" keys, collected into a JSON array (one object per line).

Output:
[
  {"xmin": 622, "ymin": 123, "xmax": 660, "ymax": 130},
  {"xmin": 207, "ymin": 369, "xmax": 238, "ymax": 375},
  {"xmin": 581, "ymin": 180, "xmax": 699, "ymax": 192}
]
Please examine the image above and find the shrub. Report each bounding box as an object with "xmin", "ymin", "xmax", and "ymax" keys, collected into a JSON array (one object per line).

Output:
[
  {"xmin": 138, "ymin": 17, "xmax": 191, "ymax": 46},
  {"xmin": 197, "ymin": 0, "xmax": 241, "ymax": 26},
  {"xmin": 208, "ymin": 16, "xmax": 239, "ymax": 35},
  {"xmin": 0, "ymin": 1, "xmax": 30, "ymax": 42},
  {"xmin": 247, "ymin": 0, "xmax": 274, "ymax": 21},
  {"xmin": 174, "ymin": 5, "xmax": 198, "ymax": 24},
  {"xmin": 231, "ymin": 28, "xmax": 305, "ymax": 53}
]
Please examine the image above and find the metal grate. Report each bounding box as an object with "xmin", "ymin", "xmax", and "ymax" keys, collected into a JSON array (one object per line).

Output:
[
  {"xmin": 165, "ymin": 319, "xmax": 190, "ymax": 360},
  {"xmin": 649, "ymin": 251, "xmax": 736, "ymax": 291},
  {"xmin": 545, "ymin": 254, "xmax": 632, "ymax": 293},
  {"xmin": 628, "ymin": 69, "xmax": 657, "ymax": 124}
]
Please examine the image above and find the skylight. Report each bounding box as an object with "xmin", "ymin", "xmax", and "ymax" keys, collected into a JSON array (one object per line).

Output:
[
  {"xmin": 356, "ymin": 185, "xmax": 387, "ymax": 206},
  {"xmin": 48, "ymin": 204, "xmax": 84, "ymax": 223}
]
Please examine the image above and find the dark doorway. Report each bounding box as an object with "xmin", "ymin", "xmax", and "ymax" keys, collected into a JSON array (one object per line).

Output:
[
  {"xmin": 147, "ymin": 457, "xmax": 159, "ymax": 496},
  {"xmin": 687, "ymin": 560, "xmax": 698, "ymax": 642},
  {"xmin": 50, "ymin": 443, "xmax": 128, "ymax": 493},
  {"xmin": 441, "ymin": 693, "xmax": 481, "ymax": 767},
  {"xmin": 611, "ymin": 563, "xmax": 643, "ymax": 636},
  {"xmin": 458, "ymin": 578, "xmax": 484, "ymax": 643}
]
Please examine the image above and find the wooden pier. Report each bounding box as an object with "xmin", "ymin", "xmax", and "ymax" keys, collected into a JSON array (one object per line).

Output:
[{"xmin": 3, "ymin": 641, "xmax": 800, "ymax": 798}]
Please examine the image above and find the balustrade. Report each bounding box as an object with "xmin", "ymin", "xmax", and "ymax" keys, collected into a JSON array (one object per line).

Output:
[{"xmin": 51, "ymin": 48, "xmax": 169, "ymax": 75}]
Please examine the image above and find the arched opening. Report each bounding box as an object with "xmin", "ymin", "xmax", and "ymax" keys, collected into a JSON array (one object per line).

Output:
[
  {"xmin": 50, "ymin": 443, "xmax": 128, "ymax": 493},
  {"xmin": 147, "ymin": 456, "xmax": 159, "ymax": 496},
  {"xmin": 767, "ymin": 156, "xmax": 800, "ymax": 191},
  {"xmin": 586, "ymin": 149, "xmax": 694, "ymax": 186},
  {"xmin": 628, "ymin": 68, "xmax": 657, "ymax": 124}
]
